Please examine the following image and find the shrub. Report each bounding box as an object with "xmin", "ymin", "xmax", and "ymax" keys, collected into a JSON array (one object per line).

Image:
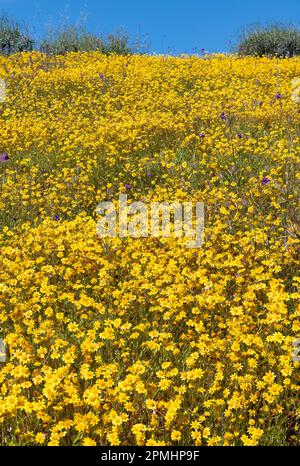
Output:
[
  {"xmin": 40, "ymin": 25, "xmax": 132, "ymax": 55},
  {"xmin": 237, "ymin": 24, "xmax": 300, "ymax": 57},
  {"xmin": 0, "ymin": 13, "xmax": 34, "ymax": 55},
  {"xmin": 103, "ymin": 31, "xmax": 132, "ymax": 55}
]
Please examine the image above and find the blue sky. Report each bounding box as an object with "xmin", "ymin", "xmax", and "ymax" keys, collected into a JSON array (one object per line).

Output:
[{"xmin": 1, "ymin": 0, "xmax": 300, "ymax": 54}]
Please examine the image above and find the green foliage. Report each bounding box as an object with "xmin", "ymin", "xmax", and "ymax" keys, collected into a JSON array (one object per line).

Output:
[
  {"xmin": 0, "ymin": 13, "xmax": 34, "ymax": 55},
  {"xmin": 40, "ymin": 25, "xmax": 132, "ymax": 55},
  {"xmin": 237, "ymin": 24, "xmax": 300, "ymax": 57}
]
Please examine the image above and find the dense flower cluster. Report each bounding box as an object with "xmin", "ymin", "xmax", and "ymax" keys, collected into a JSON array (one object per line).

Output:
[{"xmin": 0, "ymin": 52, "xmax": 299, "ymax": 445}]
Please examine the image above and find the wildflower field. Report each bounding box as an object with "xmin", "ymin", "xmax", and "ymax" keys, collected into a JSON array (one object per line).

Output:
[{"xmin": 0, "ymin": 52, "xmax": 299, "ymax": 446}]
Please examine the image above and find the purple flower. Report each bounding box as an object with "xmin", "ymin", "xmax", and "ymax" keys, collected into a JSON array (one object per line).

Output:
[
  {"xmin": 237, "ymin": 133, "xmax": 242, "ymax": 139},
  {"xmin": 99, "ymin": 73, "xmax": 104, "ymax": 80},
  {"xmin": 276, "ymin": 92, "xmax": 282, "ymax": 99},
  {"xmin": 261, "ymin": 176, "xmax": 271, "ymax": 185},
  {"xmin": 125, "ymin": 183, "xmax": 131, "ymax": 190},
  {"xmin": 220, "ymin": 112, "xmax": 226, "ymax": 120},
  {"xmin": 146, "ymin": 171, "xmax": 153, "ymax": 177},
  {"xmin": 199, "ymin": 133, "xmax": 205, "ymax": 138},
  {"xmin": 54, "ymin": 215, "xmax": 60, "ymax": 220},
  {"xmin": 0, "ymin": 152, "xmax": 9, "ymax": 162}
]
